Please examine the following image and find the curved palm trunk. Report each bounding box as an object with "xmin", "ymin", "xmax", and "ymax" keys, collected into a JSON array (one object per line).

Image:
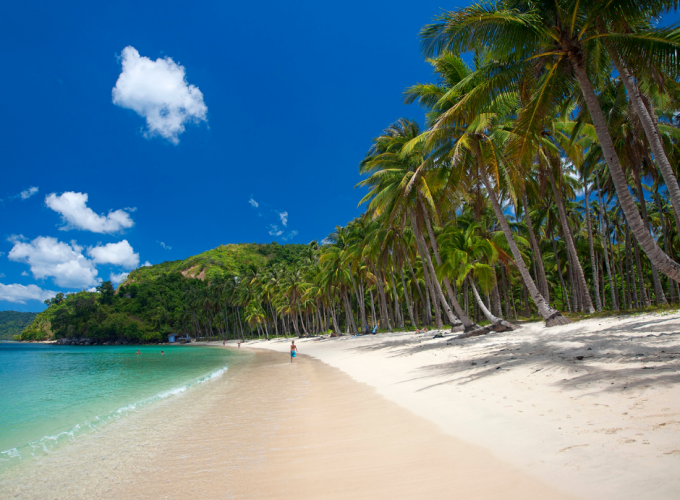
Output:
[
  {"xmin": 480, "ymin": 174, "xmax": 569, "ymax": 326},
  {"xmin": 548, "ymin": 171, "xmax": 595, "ymax": 313},
  {"xmin": 584, "ymin": 184, "xmax": 602, "ymax": 311},
  {"xmin": 608, "ymin": 50, "xmax": 680, "ymax": 236},
  {"xmin": 569, "ymin": 57, "xmax": 680, "ymax": 283},
  {"xmin": 411, "ymin": 218, "xmax": 443, "ymax": 328},
  {"xmin": 468, "ymin": 277, "xmax": 516, "ymax": 331},
  {"xmin": 521, "ymin": 194, "xmax": 550, "ymax": 304},
  {"xmin": 419, "ymin": 199, "xmax": 475, "ymax": 331},
  {"xmin": 411, "ymin": 210, "xmax": 467, "ymax": 330}
]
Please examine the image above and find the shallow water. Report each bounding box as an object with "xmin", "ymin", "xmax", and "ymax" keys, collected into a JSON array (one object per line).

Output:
[{"xmin": 0, "ymin": 342, "xmax": 233, "ymax": 473}]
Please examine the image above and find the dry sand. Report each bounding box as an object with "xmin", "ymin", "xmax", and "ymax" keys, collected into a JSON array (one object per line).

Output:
[{"xmin": 243, "ymin": 311, "xmax": 680, "ymax": 500}]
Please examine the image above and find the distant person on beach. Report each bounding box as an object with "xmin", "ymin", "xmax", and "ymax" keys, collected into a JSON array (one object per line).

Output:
[
  {"xmin": 238, "ymin": 341, "xmax": 241, "ymax": 349},
  {"xmin": 223, "ymin": 340, "xmax": 226, "ymax": 346},
  {"xmin": 290, "ymin": 341, "xmax": 297, "ymax": 363},
  {"xmin": 136, "ymin": 349, "xmax": 140, "ymax": 355},
  {"xmin": 161, "ymin": 350, "xmax": 164, "ymax": 355}
]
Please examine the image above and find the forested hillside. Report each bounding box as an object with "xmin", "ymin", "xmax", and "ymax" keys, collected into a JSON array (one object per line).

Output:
[
  {"xmin": 0, "ymin": 311, "xmax": 37, "ymax": 340},
  {"xmin": 18, "ymin": 243, "xmax": 308, "ymax": 342}
]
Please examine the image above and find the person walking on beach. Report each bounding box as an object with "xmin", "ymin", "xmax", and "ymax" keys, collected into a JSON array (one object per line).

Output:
[
  {"xmin": 223, "ymin": 340, "xmax": 225, "ymax": 346},
  {"xmin": 136, "ymin": 349, "xmax": 140, "ymax": 355},
  {"xmin": 290, "ymin": 341, "xmax": 297, "ymax": 363},
  {"xmin": 238, "ymin": 341, "xmax": 241, "ymax": 349}
]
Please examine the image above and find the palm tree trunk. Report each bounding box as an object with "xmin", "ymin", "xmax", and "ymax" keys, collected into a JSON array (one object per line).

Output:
[
  {"xmin": 625, "ymin": 221, "xmax": 638, "ymax": 308},
  {"xmin": 400, "ymin": 240, "xmax": 428, "ymax": 323},
  {"xmin": 655, "ymin": 192, "xmax": 675, "ymax": 303},
  {"xmin": 480, "ymin": 174, "xmax": 569, "ymax": 326},
  {"xmin": 373, "ymin": 264, "xmax": 392, "ymax": 331},
  {"xmin": 632, "ymin": 169, "xmax": 667, "ymax": 305},
  {"xmin": 399, "ymin": 262, "xmax": 417, "ymax": 328},
  {"xmin": 410, "ymin": 215, "xmax": 443, "ymax": 328},
  {"xmin": 411, "ymin": 210, "xmax": 467, "ymax": 330},
  {"xmin": 468, "ymin": 277, "xmax": 515, "ymax": 330},
  {"xmin": 548, "ymin": 170, "xmax": 595, "ymax": 313},
  {"xmin": 521, "ymin": 194, "xmax": 550, "ymax": 303},
  {"xmin": 369, "ymin": 290, "xmax": 377, "ymax": 328},
  {"xmin": 550, "ymin": 228, "xmax": 571, "ymax": 312},
  {"xmin": 419, "ymin": 200, "xmax": 474, "ymax": 331},
  {"xmin": 608, "ymin": 50, "xmax": 680, "ymax": 235},
  {"xmin": 596, "ymin": 173, "xmax": 619, "ymax": 310},
  {"xmin": 569, "ymin": 56, "xmax": 680, "ymax": 282},
  {"xmin": 584, "ymin": 183, "xmax": 602, "ymax": 311},
  {"xmin": 349, "ymin": 270, "xmax": 368, "ymax": 331}
]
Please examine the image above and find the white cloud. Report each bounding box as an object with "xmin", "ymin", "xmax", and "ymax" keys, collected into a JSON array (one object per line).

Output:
[
  {"xmin": 8, "ymin": 236, "xmax": 99, "ymax": 288},
  {"xmin": 88, "ymin": 240, "xmax": 140, "ymax": 269},
  {"xmin": 278, "ymin": 211, "xmax": 288, "ymax": 227},
  {"xmin": 20, "ymin": 187, "xmax": 39, "ymax": 200},
  {"xmin": 21, "ymin": 271, "xmax": 29, "ymax": 276},
  {"xmin": 110, "ymin": 271, "xmax": 129, "ymax": 285},
  {"xmin": 0, "ymin": 283, "xmax": 56, "ymax": 304},
  {"xmin": 158, "ymin": 241, "xmax": 172, "ymax": 250},
  {"xmin": 268, "ymin": 224, "xmax": 283, "ymax": 236},
  {"xmin": 45, "ymin": 192, "xmax": 134, "ymax": 234},
  {"xmin": 141, "ymin": 261, "xmax": 152, "ymax": 267},
  {"xmin": 282, "ymin": 230, "xmax": 298, "ymax": 241},
  {"xmin": 248, "ymin": 198, "xmax": 259, "ymax": 208},
  {"xmin": 112, "ymin": 46, "xmax": 208, "ymax": 144}
]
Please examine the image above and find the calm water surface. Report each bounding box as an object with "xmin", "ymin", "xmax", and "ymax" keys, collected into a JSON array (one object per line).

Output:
[{"xmin": 0, "ymin": 342, "xmax": 232, "ymax": 473}]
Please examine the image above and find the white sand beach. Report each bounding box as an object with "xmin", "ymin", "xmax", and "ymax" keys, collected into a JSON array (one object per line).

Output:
[{"xmin": 242, "ymin": 311, "xmax": 680, "ymax": 500}]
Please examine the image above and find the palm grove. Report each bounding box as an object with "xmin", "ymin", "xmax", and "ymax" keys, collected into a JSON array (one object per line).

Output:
[{"xmin": 20, "ymin": 0, "xmax": 680, "ymax": 341}]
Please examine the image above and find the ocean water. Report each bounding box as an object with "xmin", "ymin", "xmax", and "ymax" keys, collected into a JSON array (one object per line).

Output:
[{"xmin": 0, "ymin": 342, "xmax": 233, "ymax": 474}]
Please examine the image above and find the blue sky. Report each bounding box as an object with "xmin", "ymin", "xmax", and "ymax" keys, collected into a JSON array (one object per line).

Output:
[
  {"xmin": 3, "ymin": 3, "xmax": 679, "ymax": 312},
  {"xmin": 0, "ymin": 0, "xmax": 459, "ymax": 311}
]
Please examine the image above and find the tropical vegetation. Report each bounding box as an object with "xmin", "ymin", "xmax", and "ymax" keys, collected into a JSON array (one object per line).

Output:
[{"xmin": 19, "ymin": 0, "xmax": 680, "ymax": 341}]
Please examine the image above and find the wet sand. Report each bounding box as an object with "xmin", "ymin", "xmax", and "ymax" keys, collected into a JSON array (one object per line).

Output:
[{"xmin": 0, "ymin": 349, "xmax": 569, "ymax": 499}]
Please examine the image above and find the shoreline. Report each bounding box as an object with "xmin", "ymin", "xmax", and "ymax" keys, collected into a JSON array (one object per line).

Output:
[
  {"xmin": 236, "ymin": 311, "xmax": 680, "ymax": 499},
  {"xmin": 0, "ymin": 348, "xmax": 569, "ymax": 499}
]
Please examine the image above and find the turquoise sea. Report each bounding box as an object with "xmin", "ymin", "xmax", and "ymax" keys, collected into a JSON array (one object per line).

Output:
[{"xmin": 0, "ymin": 342, "xmax": 233, "ymax": 474}]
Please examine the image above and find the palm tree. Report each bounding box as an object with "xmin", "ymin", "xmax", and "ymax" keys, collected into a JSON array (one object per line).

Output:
[{"xmin": 420, "ymin": 0, "xmax": 680, "ymax": 283}]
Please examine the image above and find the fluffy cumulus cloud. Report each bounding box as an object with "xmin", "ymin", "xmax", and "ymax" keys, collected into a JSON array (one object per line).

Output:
[
  {"xmin": 278, "ymin": 211, "xmax": 288, "ymax": 227},
  {"xmin": 141, "ymin": 261, "xmax": 152, "ymax": 267},
  {"xmin": 0, "ymin": 283, "xmax": 56, "ymax": 304},
  {"xmin": 45, "ymin": 192, "xmax": 134, "ymax": 234},
  {"xmin": 88, "ymin": 240, "xmax": 139, "ymax": 269},
  {"xmin": 20, "ymin": 186, "xmax": 39, "ymax": 200},
  {"xmin": 112, "ymin": 46, "xmax": 207, "ymax": 144},
  {"xmin": 109, "ymin": 271, "xmax": 130, "ymax": 285},
  {"xmin": 8, "ymin": 236, "xmax": 99, "ymax": 288},
  {"xmin": 248, "ymin": 198, "xmax": 259, "ymax": 208}
]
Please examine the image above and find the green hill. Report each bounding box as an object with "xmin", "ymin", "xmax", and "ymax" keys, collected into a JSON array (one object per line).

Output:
[
  {"xmin": 18, "ymin": 242, "xmax": 310, "ymax": 342},
  {"xmin": 0, "ymin": 311, "xmax": 38, "ymax": 340},
  {"xmin": 123, "ymin": 242, "xmax": 307, "ymax": 285}
]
